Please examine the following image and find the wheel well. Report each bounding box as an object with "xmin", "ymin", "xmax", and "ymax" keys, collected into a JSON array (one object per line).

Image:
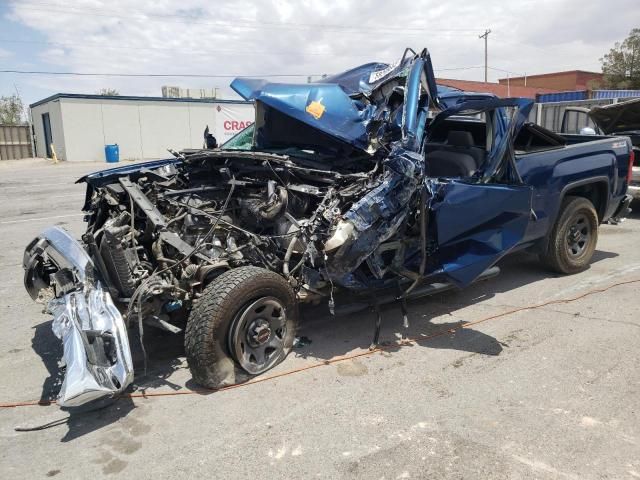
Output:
[{"xmin": 563, "ymin": 181, "xmax": 607, "ymax": 222}]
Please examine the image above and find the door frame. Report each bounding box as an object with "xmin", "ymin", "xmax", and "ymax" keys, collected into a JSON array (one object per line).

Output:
[{"xmin": 42, "ymin": 112, "xmax": 52, "ymax": 158}]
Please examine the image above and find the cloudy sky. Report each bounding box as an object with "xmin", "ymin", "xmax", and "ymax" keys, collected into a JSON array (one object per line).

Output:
[{"xmin": 0, "ymin": 0, "xmax": 637, "ymax": 106}]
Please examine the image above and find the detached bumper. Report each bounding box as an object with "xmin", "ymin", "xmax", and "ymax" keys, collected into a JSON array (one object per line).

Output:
[{"xmin": 23, "ymin": 227, "xmax": 133, "ymax": 407}]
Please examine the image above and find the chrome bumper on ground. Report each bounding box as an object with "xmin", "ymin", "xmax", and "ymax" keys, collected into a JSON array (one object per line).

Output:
[{"xmin": 23, "ymin": 227, "xmax": 133, "ymax": 407}]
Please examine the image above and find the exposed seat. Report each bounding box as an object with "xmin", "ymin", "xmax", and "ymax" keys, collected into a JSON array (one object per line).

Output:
[{"xmin": 426, "ymin": 130, "xmax": 485, "ymax": 177}]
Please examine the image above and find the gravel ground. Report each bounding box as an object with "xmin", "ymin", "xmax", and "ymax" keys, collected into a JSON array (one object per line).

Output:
[{"xmin": 1, "ymin": 158, "xmax": 639, "ymax": 479}]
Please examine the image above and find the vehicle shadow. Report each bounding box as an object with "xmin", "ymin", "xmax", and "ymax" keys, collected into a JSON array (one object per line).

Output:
[
  {"xmin": 28, "ymin": 245, "xmax": 622, "ymax": 430},
  {"xmin": 129, "ymin": 327, "xmax": 187, "ymax": 392},
  {"xmin": 60, "ymin": 396, "xmax": 137, "ymax": 443},
  {"xmin": 31, "ymin": 320, "xmax": 64, "ymax": 403},
  {"xmin": 123, "ymin": 247, "xmax": 622, "ymax": 394},
  {"xmin": 293, "ymin": 248, "xmax": 617, "ymax": 362},
  {"xmin": 30, "ymin": 319, "xmax": 137, "ymax": 441}
]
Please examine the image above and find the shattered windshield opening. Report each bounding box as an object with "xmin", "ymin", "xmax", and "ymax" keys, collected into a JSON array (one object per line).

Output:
[{"xmin": 221, "ymin": 123, "xmax": 254, "ymax": 150}]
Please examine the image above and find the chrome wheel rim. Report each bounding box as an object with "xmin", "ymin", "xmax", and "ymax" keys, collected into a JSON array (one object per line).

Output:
[{"xmin": 228, "ymin": 297, "xmax": 287, "ymax": 375}]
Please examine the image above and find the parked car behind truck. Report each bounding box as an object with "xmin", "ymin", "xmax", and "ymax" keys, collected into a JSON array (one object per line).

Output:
[
  {"xmin": 561, "ymin": 98, "xmax": 640, "ymax": 199},
  {"xmin": 22, "ymin": 48, "xmax": 634, "ymax": 407}
]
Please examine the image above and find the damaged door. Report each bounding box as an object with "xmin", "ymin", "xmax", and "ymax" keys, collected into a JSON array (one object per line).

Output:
[
  {"xmin": 426, "ymin": 98, "xmax": 535, "ymax": 287},
  {"xmin": 430, "ymin": 182, "xmax": 532, "ymax": 287}
]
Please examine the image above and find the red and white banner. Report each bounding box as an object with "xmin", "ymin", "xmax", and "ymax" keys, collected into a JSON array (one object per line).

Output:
[{"xmin": 215, "ymin": 103, "xmax": 255, "ymax": 142}]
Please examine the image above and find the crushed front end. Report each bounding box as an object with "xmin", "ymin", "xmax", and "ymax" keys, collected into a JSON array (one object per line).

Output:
[{"xmin": 22, "ymin": 48, "xmax": 533, "ymax": 405}]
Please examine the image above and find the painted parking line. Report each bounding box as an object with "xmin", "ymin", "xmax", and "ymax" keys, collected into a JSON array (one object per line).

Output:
[
  {"xmin": 0, "ymin": 213, "xmax": 85, "ymax": 225},
  {"xmin": 46, "ymin": 193, "xmax": 85, "ymax": 199},
  {"xmin": 0, "ymin": 193, "xmax": 83, "ymax": 199},
  {"xmin": 1, "ymin": 183, "xmax": 73, "ymax": 190}
]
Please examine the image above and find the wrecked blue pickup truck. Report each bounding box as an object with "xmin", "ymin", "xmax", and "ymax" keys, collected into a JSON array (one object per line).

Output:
[{"xmin": 23, "ymin": 48, "xmax": 633, "ymax": 407}]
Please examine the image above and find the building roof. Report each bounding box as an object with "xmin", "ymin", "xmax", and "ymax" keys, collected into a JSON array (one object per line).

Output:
[
  {"xmin": 436, "ymin": 78, "xmax": 558, "ymax": 99},
  {"xmin": 30, "ymin": 93, "xmax": 252, "ymax": 109},
  {"xmin": 497, "ymin": 70, "xmax": 602, "ymax": 83}
]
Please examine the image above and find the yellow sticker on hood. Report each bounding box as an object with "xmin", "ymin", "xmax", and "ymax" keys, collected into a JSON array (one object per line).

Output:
[{"xmin": 306, "ymin": 100, "xmax": 325, "ymax": 120}]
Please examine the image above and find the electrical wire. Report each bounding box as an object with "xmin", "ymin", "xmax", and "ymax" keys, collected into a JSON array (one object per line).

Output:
[
  {"xmin": 10, "ymin": 3, "xmax": 488, "ymax": 35},
  {"xmin": 124, "ymin": 178, "xmax": 237, "ymax": 375},
  {"xmin": 0, "ymin": 38, "xmax": 382, "ymax": 59},
  {"xmin": 3, "ymin": 276, "xmax": 640, "ymax": 410},
  {"xmin": 0, "ymin": 69, "xmax": 318, "ymax": 78},
  {"xmin": 0, "ymin": 66, "xmax": 487, "ymax": 78},
  {"xmin": 165, "ymin": 198, "xmax": 298, "ymax": 240}
]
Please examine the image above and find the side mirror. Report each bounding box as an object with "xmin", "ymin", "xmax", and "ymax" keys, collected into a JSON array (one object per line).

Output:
[{"xmin": 580, "ymin": 127, "xmax": 596, "ymax": 135}]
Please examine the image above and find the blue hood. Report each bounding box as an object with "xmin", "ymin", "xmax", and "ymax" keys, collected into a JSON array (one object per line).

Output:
[
  {"xmin": 231, "ymin": 78, "xmax": 374, "ymax": 152},
  {"xmin": 231, "ymin": 48, "xmax": 442, "ymax": 154}
]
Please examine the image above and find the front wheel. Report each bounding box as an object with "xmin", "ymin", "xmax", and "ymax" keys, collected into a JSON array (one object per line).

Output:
[
  {"xmin": 185, "ymin": 266, "xmax": 298, "ymax": 388},
  {"xmin": 541, "ymin": 196, "xmax": 598, "ymax": 274}
]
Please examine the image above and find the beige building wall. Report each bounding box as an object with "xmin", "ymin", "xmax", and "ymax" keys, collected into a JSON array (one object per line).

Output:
[
  {"xmin": 59, "ymin": 100, "xmax": 104, "ymax": 163},
  {"xmin": 137, "ymin": 102, "xmax": 192, "ymax": 159},
  {"xmin": 187, "ymin": 105, "xmax": 217, "ymax": 149},
  {"xmin": 101, "ymin": 101, "xmax": 144, "ymax": 161},
  {"xmin": 30, "ymin": 100, "xmax": 66, "ymax": 160},
  {"xmin": 30, "ymin": 96, "xmax": 253, "ymax": 162}
]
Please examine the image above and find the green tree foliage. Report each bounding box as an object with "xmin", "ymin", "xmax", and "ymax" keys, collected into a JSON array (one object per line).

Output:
[
  {"xmin": 96, "ymin": 88, "xmax": 120, "ymax": 96},
  {"xmin": 601, "ymin": 28, "xmax": 640, "ymax": 89},
  {"xmin": 0, "ymin": 94, "xmax": 25, "ymax": 125}
]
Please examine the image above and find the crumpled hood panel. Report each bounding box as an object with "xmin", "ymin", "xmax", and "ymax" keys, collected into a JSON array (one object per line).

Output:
[
  {"xmin": 231, "ymin": 78, "xmax": 373, "ymax": 151},
  {"xmin": 231, "ymin": 50, "xmax": 440, "ymax": 154}
]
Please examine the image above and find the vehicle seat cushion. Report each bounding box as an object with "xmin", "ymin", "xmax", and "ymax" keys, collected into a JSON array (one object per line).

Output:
[
  {"xmin": 446, "ymin": 130, "xmax": 474, "ymax": 147},
  {"xmin": 425, "ymin": 130, "xmax": 485, "ymax": 177},
  {"xmin": 427, "ymin": 150, "xmax": 478, "ymax": 177}
]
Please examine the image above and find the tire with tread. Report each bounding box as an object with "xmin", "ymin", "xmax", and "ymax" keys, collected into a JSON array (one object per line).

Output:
[
  {"xmin": 542, "ymin": 195, "xmax": 598, "ymax": 274},
  {"xmin": 185, "ymin": 266, "xmax": 298, "ymax": 388}
]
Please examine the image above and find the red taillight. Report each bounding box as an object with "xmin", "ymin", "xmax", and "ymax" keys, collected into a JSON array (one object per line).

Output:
[{"xmin": 628, "ymin": 149, "xmax": 635, "ymax": 184}]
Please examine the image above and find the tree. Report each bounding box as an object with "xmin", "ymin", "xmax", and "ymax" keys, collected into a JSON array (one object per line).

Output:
[
  {"xmin": 0, "ymin": 94, "xmax": 25, "ymax": 125},
  {"xmin": 96, "ymin": 88, "xmax": 120, "ymax": 96},
  {"xmin": 600, "ymin": 28, "xmax": 640, "ymax": 89}
]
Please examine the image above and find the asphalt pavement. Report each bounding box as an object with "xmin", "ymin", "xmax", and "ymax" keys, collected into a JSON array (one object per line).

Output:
[{"xmin": 1, "ymin": 158, "xmax": 639, "ymax": 479}]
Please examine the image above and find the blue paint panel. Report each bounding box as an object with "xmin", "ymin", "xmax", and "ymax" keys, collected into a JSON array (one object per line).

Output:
[
  {"xmin": 232, "ymin": 79, "xmax": 373, "ymax": 151},
  {"xmin": 77, "ymin": 158, "xmax": 179, "ymax": 185},
  {"xmin": 536, "ymin": 91, "xmax": 587, "ymax": 103},
  {"xmin": 591, "ymin": 90, "xmax": 640, "ymax": 99},
  {"xmin": 431, "ymin": 182, "xmax": 533, "ymax": 287},
  {"xmin": 231, "ymin": 49, "xmax": 443, "ymax": 153}
]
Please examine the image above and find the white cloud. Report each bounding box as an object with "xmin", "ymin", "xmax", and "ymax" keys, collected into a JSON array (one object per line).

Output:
[{"xmin": 5, "ymin": 0, "xmax": 639, "ymax": 98}]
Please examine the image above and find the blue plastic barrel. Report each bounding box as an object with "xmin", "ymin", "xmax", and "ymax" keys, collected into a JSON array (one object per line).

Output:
[{"xmin": 105, "ymin": 144, "xmax": 119, "ymax": 163}]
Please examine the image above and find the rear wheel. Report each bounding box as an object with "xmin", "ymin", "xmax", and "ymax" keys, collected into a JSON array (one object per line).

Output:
[
  {"xmin": 542, "ymin": 196, "xmax": 598, "ymax": 274},
  {"xmin": 185, "ymin": 266, "xmax": 298, "ymax": 388}
]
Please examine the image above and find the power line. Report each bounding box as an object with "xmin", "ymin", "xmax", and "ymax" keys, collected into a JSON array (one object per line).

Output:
[
  {"xmin": 0, "ymin": 38, "xmax": 386, "ymax": 59},
  {"xmin": 437, "ymin": 66, "xmax": 484, "ymax": 71},
  {"xmin": 0, "ymin": 69, "xmax": 319, "ymax": 78},
  {"xmin": 0, "ymin": 65, "xmax": 489, "ymax": 79},
  {"xmin": 15, "ymin": 2, "xmax": 484, "ymax": 31},
  {"xmin": 11, "ymin": 3, "xmax": 485, "ymax": 36}
]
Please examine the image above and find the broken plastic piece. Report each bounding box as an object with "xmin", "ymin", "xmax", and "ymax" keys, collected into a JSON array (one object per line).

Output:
[
  {"xmin": 293, "ymin": 336, "xmax": 312, "ymax": 348},
  {"xmin": 324, "ymin": 220, "xmax": 355, "ymax": 252}
]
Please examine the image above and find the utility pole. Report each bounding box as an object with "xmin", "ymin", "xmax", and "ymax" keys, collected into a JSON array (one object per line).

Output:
[{"xmin": 479, "ymin": 29, "xmax": 491, "ymax": 83}]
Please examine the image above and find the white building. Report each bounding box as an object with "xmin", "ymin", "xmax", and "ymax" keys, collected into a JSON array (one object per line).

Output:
[{"xmin": 30, "ymin": 94, "xmax": 254, "ymax": 162}]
